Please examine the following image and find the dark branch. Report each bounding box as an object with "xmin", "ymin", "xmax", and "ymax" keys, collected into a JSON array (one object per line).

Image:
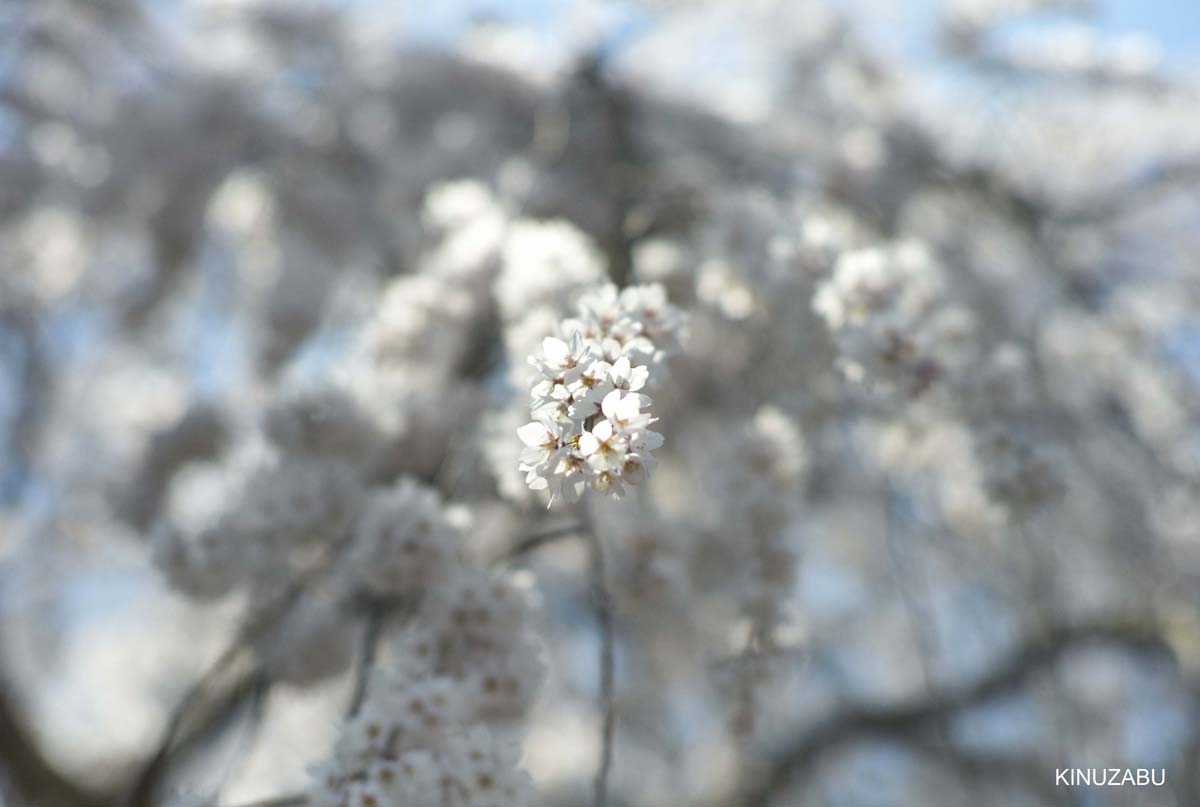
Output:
[
  {"xmin": 225, "ymin": 796, "xmax": 308, "ymax": 807},
  {"xmin": 495, "ymin": 522, "xmax": 585, "ymax": 564},
  {"xmin": 122, "ymin": 551, "xmax": 339, "ymax": 807},
  {"xmin": 124, "ymin": 663, "xmax": 269, "ymax": 807},
  {"xmin": 907, "ymin": 741, "xmax": 1076, "ymax": 807},
  {"xmin": 497, "ymin": 514, "xmax": 615, "ymax": 806},
  {"xmin": 585, "ymin": 520, "xmax": 617, "ymax": 807},
  {"xmin": 742, "ymin": 618, "xmax": 1173, "ymax": 806},
  {"xmin": 346, "ymin": 603, "xmax": 388, "ymax": 718}
]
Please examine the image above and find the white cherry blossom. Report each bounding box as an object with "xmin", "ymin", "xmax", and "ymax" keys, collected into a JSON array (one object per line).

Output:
[{"xmin": 517, "ymin": 284, "xmax": 683, "ymax": 502}]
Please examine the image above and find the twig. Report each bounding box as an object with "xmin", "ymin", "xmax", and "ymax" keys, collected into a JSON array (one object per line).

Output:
[
  {"xmin": 224, "ymin": 796, "xmax": 307, "ymax": 807},
  {"xmin": 346, "ymin": 604, "xmax": 388, "ymax": 718},
  {"xmin": 209, "ymin": 673, "xmax": 273, "ymax": 807},
  {"xmin": 0, "ymin": 303, "xmax": 51, "ymax": 506},
  {"xmin": 907, "ymin": 741, "xmax": 1076, "ymax": 807},
  {"xmin": 130, "ymin": 667, "xmax": 270, "ymax": 807},
  {"xmin": 882, "ymin": 487, "xmax": 939, "ymax": 697},
  {"xmin": 502, "ymin": 511, "xmax": 618, "ymax": 805},
  {"xmin": 123, "ymin": 539, "xmax": 348, "ymax": 807},
  {"xmin": 740, "ymin": 617, "xmax": 1172, "ymax": 806},
  {"xmin": 495, "ymin": 522, "xmax": 585, "ymax": 564},
  {"xmin": 1055, "ymin": 156, "xmax": 1200, "ymax": 224},
  {"xmin": 495, "ymin": 513, "xmax": 616, "ymax": 805},
  {"xmin": 585, "ymin": 520, "xmax": 617, "ymax": 807}
]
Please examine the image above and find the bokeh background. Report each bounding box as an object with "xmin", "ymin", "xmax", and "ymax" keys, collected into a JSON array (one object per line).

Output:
[{"xmin": 1, "ymin": 0, "xmax": 1199, "ymax": 805}]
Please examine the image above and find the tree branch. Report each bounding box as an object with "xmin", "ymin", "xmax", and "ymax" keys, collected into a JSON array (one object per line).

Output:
[
  {"xmin": 346, "ymin": 601, "xmax": 388, "ymax": 719},
  {"xmin": 225, "ymin": 795, "xmax": 307, "ymax": 807},
  {"xmin": 585, "ymin": 520, "xmax": 617, "ymax": 807},
  {"xmin": 741, "ymin": 618, "xmax": 1173, "ymax": 806},
  {"xmin": 497, "ymin": 515, "xmax": 616, "ymax": 806},
  {"xmin": 494, "ymin": 522, "xmax": 585, "ymax": 564}
]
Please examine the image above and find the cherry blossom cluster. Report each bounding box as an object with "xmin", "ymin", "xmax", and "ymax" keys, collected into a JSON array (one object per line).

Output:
[
  {"xmin": 153, "ymin": 377, "xmax": 545, "ymax": 804},
  {"xmin": 153, "ymin": 386, "xmax": 376, "ymax": 610},
  {"xmin": 310, "ymin": 711, "xmax": 531, "ymax": 807},
  {"xmin": 813, "ymin": 241, "xmax": 974, "ymax": 399},
  {"xmin": 705, "ymin": 406, "xmax": 808, "ymax": 738},
  {"xmin": 517, "ymin": 284, "xmax": 684, "ymax": 502},
  {"xmin": 308, "ymin": 567, "xmax": 542, "ymax": 807}
]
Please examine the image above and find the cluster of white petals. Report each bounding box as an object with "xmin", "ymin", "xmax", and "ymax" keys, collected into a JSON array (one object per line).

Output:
[
  {"xmin": 155, "ymin": 454, "xmax": 365, "ymax": 604},
  {"xmin": 309, "ymin": 566, "xmax": 542, "ymax": 807},
  {"xmin": 310, "ymin": 689, "xmax": 533, "ymax": 807},
  {"xmin": 516, "ymin": 284, "xmax": 684, "ymax": 502},
  {"xmin": 336, "ymin": 479, "xmax": 457, "ymax": 599},
  {"xmin": 813, "ymin": 241, "xmax": 974, "ymax": 398},
  {"xmin": 9, "ymin": 3, "xmax": 1199, "ymax": 805},
  {"xmin": 495, "ymin": 221, "xmax": 606, "ymax": 321}
]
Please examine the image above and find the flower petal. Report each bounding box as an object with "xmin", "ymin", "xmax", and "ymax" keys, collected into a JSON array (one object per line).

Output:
[
  {"xmin": 634, "ymin": 429, "xmax": 664, "ymax": 451},
  {"xmin": 542, "ymin": 337, "xmax": 569, "ymax": 367},
  {"xmin": 629, "ymin": 365, "xmax": 650, "ymax": 391},
  {"xmin": 601, "ymin": 388, "xmax": 623, "ymax": 420},
  {"xmin": 615, "ymin": 393, "xmax": 640, "ymax": 422},
  {"xmin": 517, "ymin": 422, "xmax": 549, "ymax": 447},
  {"xmin": 593, "ymin": 419, "xmax": 614, "ymax": 442},
  {"xmin": 610, "ymin": 356, "xmax": 631, "ymax": 383}
]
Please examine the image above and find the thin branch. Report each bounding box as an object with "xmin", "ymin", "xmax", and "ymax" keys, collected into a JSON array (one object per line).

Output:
[
  {"xmin": 882, "ymin": 486, "xmax": 940, "ymax": 697},
  {"xmin": 585, "ymin": 521, "xmax": 617, "ymax": 807},
  {"xmin": 122, "ymin": 630, "xmax": 266, "ymax": 806},
  {"xmin": 496, "ymin": 513, "xmax": 616, "ymax": 805},
  {"xmin": 346, "ymin": 604, "xmax": 388, "ymax": 718},
  {"xmin": 907, "ymin": 741, "xmax": 1076, "ymax": 807},
  {"xmin": 740, "ymin": 617, "xmax": 1173, "ymax": 806},
  {"xmin": 122, "ymin": 540, "xmax": 348, "ymax": 807},
  {"xmin": 0, "ymin": 303, "xmax": 51, "ymax": 506},
  {"xmin": 127, "ymin": 667, "xmax": 270, "ymax": 807},
  {"xmin": 224, "ymin": 796, "xmax": 307, "ymax": 807},
  {"xmin": 494, "ymin": 522, "xmax": 585, "ymax": 564},
  {"xmin": 208, "ymin": 673, "xmax": 273, "ymax": 807},
  {"xmin": 1056, "ymin": 156, "xmax": 1200, "ymax": 224}
]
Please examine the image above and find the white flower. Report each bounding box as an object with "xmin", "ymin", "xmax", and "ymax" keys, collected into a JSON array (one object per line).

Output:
[
  {"xmin": 617, "ymin": 452, "xmax": 651, "ymax": 487},
  {"xmin": 601, "ymin": 388, "xmax": 653, "ymax": 432},
  {"xmin": 563, "ymin": 282, "xmax": 685, "ymax": 364},
  {"xmin": 608, "ymin": 356, "xmax": 650, "ymax": 395},
  {"xmin": 496, "ymin": 220, "xmax": 606, "ymax": 321},
  {"xmin": 814, "ymin": 240, "xmax": 971, "ymax": 397},
  {"xmin": 529, "ymin": 333, "xmax": 593, "ymax": 420},
  {"xmin": 309, "ymin": 566, "xmax": 542, "ymax": 807},
  {"xmin": 444, "ymin": 726, "xmax": 536, "ymax": 807},
  {"xmin": 628, "ymin": 427, "xmax": 665, "ymax": 455},
  {"xmin": 571, "ymin": 358, "xmax": 615, "ymax": 413},
  {"xmin": 342, "ymin": 480, "xmax": 456, "ymax": 598},
  {"xmin": 533, "ymin": 333, "xmax": 587, "ymax": 374},
  {"xmin": 516, "ymin": 419, "xmax": 566, "ymax": 492},
  {"xmin": 580, "ymin": 418, "xmax": 626, "ymax": 472},
  {"xmin": 515, "ymin": 284, "xmax": 682, "ymax": 501}
]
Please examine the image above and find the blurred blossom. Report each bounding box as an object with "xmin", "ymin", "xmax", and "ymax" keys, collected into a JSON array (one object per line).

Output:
[{"xmin": 0, "ymin": 1, "xmax": 1197, "ymax": 806}]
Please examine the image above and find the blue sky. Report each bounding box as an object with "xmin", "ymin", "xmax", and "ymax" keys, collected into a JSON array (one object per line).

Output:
[
  {"xmin": 832, "ymin": 0, "xmax": 1200, "ymax": 68},
  {"xmin": 1097, "ymin": 0, "xmax": 1200, "ymax": 58},
  {"xmin": 394, "ymin": 0, "xmax": 1200, "ymax": 69}
]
